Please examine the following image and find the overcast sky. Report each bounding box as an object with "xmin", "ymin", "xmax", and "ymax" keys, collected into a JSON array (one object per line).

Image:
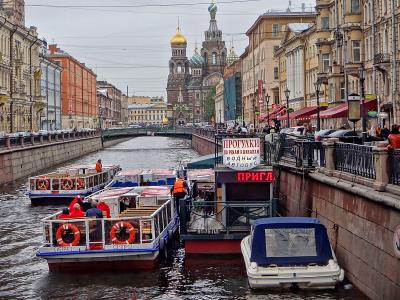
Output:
[{"xmin": 25, "ymin": 0, "xmax": 315, "ymax": 98}]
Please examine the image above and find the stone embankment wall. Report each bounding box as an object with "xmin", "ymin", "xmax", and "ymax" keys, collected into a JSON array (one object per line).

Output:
[
  {"xmin": 191, "ymin": 133, "xmax": 217, "ymax": 155},
  {"xmin": 0, "ymin": 136, "xmax": 131, "ymax": 185},
  {"xmin": 278, "ymin": 168, "xmax": 400, "ymax": 300}
]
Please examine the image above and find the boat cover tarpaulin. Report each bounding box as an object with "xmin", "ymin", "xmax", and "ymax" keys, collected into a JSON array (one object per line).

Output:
[
  {"xmin": 250, "ymin": 217, "xmax": 333, "ymax": 266},
  {"xmin": 187, "ymin": 153, "xmax": 221, "ymax": 169}
]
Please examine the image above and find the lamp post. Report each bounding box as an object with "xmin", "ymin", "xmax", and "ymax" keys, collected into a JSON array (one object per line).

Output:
[
  {"xmin": 265, "ymin": 93, "xmax": 271, "ymax": 125},
  {"xmin": 284, "ymin": 87, "xmax": 291, "ymax": 128},
  {"xmin": 359, "ymin": 65, "xmax": 367, "ymax": 143},
  {"xmin": 314, "ymin": 81, "xmax": 322, "ymax": 132}
]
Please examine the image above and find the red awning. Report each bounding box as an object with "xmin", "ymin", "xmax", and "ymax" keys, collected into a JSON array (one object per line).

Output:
[
  {"xmin": 310, "ymin": 99, "xmax": 377, "ymax": 119},
  {"xmin": 258, "ymin": 106, "xmax": 285, "ymax": 121},
  {"xmin": 277, "ymin": 106, "xmax": 322, "ymax": 121}
]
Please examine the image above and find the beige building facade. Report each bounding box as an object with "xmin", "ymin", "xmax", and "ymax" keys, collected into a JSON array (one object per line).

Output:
[
  {"xmin": 128, "ymin": 102, "xmax": 168, "ymax": 126},
  {"xmin": 215, "ymin": 79, "xmax": 224, "ymax": 124},
  {"xmin": 0, "ymin": 4, "xmax": 43, "ymax": 133},
  {"xmin": 241, "ymin": 10, "xmax": 316, "ymax": 126}
]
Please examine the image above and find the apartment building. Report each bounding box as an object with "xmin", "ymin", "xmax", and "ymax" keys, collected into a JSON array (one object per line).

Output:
[{"xmin": 241, "ymin": 9, "xmax": 316, "ymax": 126}]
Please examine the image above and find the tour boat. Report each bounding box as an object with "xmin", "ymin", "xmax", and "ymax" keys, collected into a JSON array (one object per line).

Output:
[
  {"xmin": 179, "ymin": 135, "xmax": 277, "ymax": 255},
  {"xmin": 36, "ymin": 185, "xmax": 178, "ymax": 271},
  {"xmin": 28, "ymin": 164, "xmax": 121, "ymax": 204},
  {"xmin": 106, "ymin": 169, "xmax": 177, "ymax": 188},
  {"xmin": 241, "ymin": 217, "xmax": 344, "ymax": 289}
]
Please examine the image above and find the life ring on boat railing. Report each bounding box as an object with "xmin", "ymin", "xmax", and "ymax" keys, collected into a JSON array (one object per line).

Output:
[
  {"xmin": 61, "ymin": 179, "xmax": 74, "ymax": 190},
  {"xmin": 56, "ymin": 223, "xmax": 81, "ymax": 247},
  {"xmin": 110, "ymin": 221, "xmax": 137, "ymax": 245},
  {"xmin": 76, "ymin": 178, "xmax": 85, "ymax": 190},
  {"xmin": 36, "ymin": 179, "xmax": 50, "ymax": 190}
]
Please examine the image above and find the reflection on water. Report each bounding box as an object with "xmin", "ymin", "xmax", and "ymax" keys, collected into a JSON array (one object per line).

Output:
[{"xmin": 0, "ymin": 137, "xmax": 367, "ymax": 299}]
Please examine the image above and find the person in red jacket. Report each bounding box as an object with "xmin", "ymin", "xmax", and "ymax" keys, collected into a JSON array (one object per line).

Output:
[
  {"xmin": 96, "ymin": 200, "xmax": 111, "ymax": 218},
  {"xmin": 388, "ymin": 125, "xmax": 400, "ymax": 149},
  {"xmin": 69, "ymin": 203, "xmax": 85, "ymax": 218},
  {"xmin": 58, "ymin": 208, "xmax": 70, "ymax": 219}
]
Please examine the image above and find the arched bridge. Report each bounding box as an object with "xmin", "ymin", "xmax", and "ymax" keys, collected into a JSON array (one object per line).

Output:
[{"xmin": 102, "ymin": 127, "xmax": 193, "ymax": 141}]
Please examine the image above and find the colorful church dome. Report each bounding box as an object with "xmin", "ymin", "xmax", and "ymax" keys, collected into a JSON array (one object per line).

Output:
[
  {"xmin": 208, "ymin": 1, "xmax": 218, "ymax": 14},
  {"xmin": 190, "ymin": 49, "xmax": 204, "ymax": 67},
  {"xmin": 170, "ymin": 28, "xmax": 187, "ymax": 46}
]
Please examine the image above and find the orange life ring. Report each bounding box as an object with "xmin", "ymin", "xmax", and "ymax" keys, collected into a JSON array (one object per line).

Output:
[
  {"xmin": 36, "ymin": 179, "xmax": 50, "ymax": 190},
  {"xmin": 110, "ymin": 221, "xmax": 136, "ymax": 245},
  {"xmin": 76, "ymin": 178, "xmax": 85, "ymax": 190},
  {"xmin": 61, "ymin": 179, "xmax": 74, "ymax": 190},
  {"xmin": 56, "ymin": 223, "xmax": 81, "ymax": 247}
]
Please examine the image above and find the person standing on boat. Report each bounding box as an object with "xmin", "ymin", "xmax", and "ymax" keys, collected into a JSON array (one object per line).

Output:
[
  {"xmin": 86, "ymin": 201, "xmax": 103, "ymax": 219},
  {"xmin": 171, "ymin": 175, "xmax": 189, "ymax": 211},
  {"xmin": 96, "ymin": 199, "xmax": 111, "ymax": 218},
  {"xmin": 95, "ymin": 159, "xmax": 103, "ymax": 173}
]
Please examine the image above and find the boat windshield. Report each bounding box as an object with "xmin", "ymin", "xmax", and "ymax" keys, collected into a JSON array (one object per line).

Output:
[{"xmin": 265, "ymin": 228, "xmax": 317, "ymax": 257}]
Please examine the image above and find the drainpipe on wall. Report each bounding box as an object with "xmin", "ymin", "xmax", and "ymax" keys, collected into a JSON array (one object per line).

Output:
[
  {"xmin": 391, "ymin": 0, "xmax": 397, "ymax": 124},
  {"xmin": 29, "ymin": 36, "xmax": 39, "ymax": 132},
  {"xmin": 9, "ymin": 25, "xmax": 17, "ymax": 133}
]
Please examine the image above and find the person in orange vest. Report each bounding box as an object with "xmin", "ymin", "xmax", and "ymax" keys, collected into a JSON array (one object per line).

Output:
[
  {"xmin": 171, "ymin": 175, "xmax": 189, "ymax": 211},
  {"xmin": 95, "ymin": 159, "xmax": 103, "ymax": 173}
]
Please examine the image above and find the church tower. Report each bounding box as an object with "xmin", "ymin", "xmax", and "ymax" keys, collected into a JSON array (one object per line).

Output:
[
  {"xmin": 166, "ymin": 25, "xmax": 191, "ymax": 125},
  {"xmin": 1, "ymin": 0, "xmax": 25, "ymax": 26},
  {"xmin": 201, "ymin": 1, "xmax": 227, "ymax": 78}
]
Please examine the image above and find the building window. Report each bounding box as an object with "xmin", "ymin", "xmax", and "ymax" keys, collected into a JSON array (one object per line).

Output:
[
  {"xmin": 212, "ymin": 53, "xmax": 217, "ymax": 65},
  {"xmin": 321, "ymin": 17, "xmax": 329, "ymax": 30},
  {"xmin": 272, "ymin": 24, "xmax": 279, "ymax": 37},
  {"xmin": 351, "ymin": 0, "xmax": 360, "ymax": 13},
  {"xmin": 340, "ymin": 82, "xmax": 345, "ymax": 100},
  {"xmin": 274, "ymin": 67, "xmax": 278, "ymax": 80},
  {"xmin": 273, "ymin": 45, "xmax": 279, "ymax": 53},
  {"xmin": 322, "ymin": 54, "xmax": 330, "ymax": 73},
  {"xmin": 352, "ymin": 41, "xmax": 361, "ymax": 63}
]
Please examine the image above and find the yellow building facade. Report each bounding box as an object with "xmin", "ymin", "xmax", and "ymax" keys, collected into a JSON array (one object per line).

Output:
[
  {"xmin": 128, "ymin": 102, "xmax": 168, "ymax": 126},
  {"xmin": 241, "ymin": 10, "xmax": 316, "ymax": 126}
]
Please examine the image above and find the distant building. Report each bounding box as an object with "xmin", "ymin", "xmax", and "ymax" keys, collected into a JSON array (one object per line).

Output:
[
  {"xmin": 40, "ymin": 43, "xmax": 62, "ymax": 130},
  {"xmin": 215, "ymin": 80, "xmax": 224, "ymax": 124},
  {"xmin": 121, "ymin": 94, "xmax": 129, "ymax": 127},
  {"xmin": 0, "ymin": 2, "xmax": 43, "ymax": 133},
  {"xmin": 128, "ymin": 102, "xmax": 168, "ymax": 126},
  {"xmin": 97, "ymin": 81, "xmax": 122, "ymax": 126},
  {"xmin": 48, "ymin": 44, "xmax": 97, "ymax": 129}
]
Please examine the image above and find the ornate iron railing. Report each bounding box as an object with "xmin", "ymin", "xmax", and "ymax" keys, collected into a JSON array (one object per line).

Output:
[
  {"xmin": 334, "ymin": 143, "xmax": 376, "ymax": 179},
  {"xmin": 389, "ymin": 149, "xmax": 400, "ymax": 185}
]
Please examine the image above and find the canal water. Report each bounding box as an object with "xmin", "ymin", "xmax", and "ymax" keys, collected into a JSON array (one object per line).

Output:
[{"xmin": 0, "ymin": 137, "xmax": 367, "ymax": 299}]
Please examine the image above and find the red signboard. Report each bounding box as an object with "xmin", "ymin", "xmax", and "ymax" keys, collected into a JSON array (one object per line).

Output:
[
  {"xmin": 237, "ymin": 171, "xmax": 274, "ymax": 182},
  {"xmin": 258, "ymin": 80, "xmax": 263, "ymax": 104}
]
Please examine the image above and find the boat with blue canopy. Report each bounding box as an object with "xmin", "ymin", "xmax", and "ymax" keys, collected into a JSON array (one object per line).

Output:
[{"xmin": 241, "ymin": 217, "xmax": 344, "ymax": 289}]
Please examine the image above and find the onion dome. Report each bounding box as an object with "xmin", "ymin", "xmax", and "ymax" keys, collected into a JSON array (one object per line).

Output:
[
  {"xmin": 190, "ymin": 48, "xmax": 204, "ymax": 67},
  {"xmin": 170, "ymin": 28, "xmax": 187, "ymax": 46},
  {"xmin": 208, "ymin": 1, "xmax": 218, "ymax": 14},
  {"xmin": 227, "ymin": 46, "xmax": 239, "ymax": 65}
]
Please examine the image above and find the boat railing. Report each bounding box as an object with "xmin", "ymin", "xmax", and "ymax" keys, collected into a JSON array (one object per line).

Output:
[
  {"xmin": 179, "ymin": 199, "xmax": 277, "ymax": 235},
  {"xmin": 30, "ymin": 171, "xmax": 111, "ymax": 192},
  {"xmin": 41, "ymin": 200, "xmax": 174, "ymax": 250}
]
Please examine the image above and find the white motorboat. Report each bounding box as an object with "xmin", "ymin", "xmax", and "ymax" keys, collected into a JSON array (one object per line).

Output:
[{"xmin": 241, "ymin": 217, "xmax": 344, "ymax": 289}]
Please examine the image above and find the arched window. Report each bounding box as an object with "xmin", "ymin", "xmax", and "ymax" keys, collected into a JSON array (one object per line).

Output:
[
  {"xmin": 212, "ymin": 53, "xmax": 217, "ymax": 65},
  {"xmin": 203, "ymin": 52, "xmax": 208, "ymax": 64},
  {"xmin": 177, "ymin": 64, "xmax": 182, "ymax": 73}
]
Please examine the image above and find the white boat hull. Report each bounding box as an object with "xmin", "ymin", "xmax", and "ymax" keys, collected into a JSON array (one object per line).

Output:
[{"xmin": 241, "ymin": 236, "xmax": 344, "ymax": 289}]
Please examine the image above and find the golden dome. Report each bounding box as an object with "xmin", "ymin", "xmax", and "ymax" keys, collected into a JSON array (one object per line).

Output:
[{"xmin": 170, "ymin": 28, "xmax": 187, "ymax": 45}]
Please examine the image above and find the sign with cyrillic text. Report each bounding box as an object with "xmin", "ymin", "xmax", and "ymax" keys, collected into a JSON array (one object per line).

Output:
[{"xmin": 222, "ymin": 138, "xmax": 261, "ymax": 170}]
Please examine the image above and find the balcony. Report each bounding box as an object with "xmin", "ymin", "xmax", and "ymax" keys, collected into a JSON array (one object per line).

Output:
[
  {"xmin": 374, "ymin": 53, "xmax": 390, "ymax": 64},
  {"xmin": 345, "ymin": 61, "xmax": 362, "ymax": 77}
]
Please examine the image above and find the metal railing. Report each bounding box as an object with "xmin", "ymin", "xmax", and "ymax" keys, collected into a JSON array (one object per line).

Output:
[
  {"xmin": 0, "ymin": 130, "xmax": 98, "ymax": 150},
  {"xmin": 41, "ymin": 200, "xmax": 173, "ymax": 249},
  {"xmin": 179, "ymin": 199, "xmax": 276, "ymax": 235},
  {"xmin": 374, "ymin": 53, "xmax": 390, "ymax": 64},
  {"xmin": 389, "ymin": 149, "xmax": 400, "ymax": 185},
  {"xmin": 334, "ymin": 143, "xmax": 376, "ymax": 179},
  {"xmin": 272, "ymin": 133, "xmax": 324, "ymax": 168},
  {"xmin": 102, "ymin": 127, "xmax": 193, "ymax": 138},
  {"xmin": 193, "ymin": 128, "xmax": 216, "ymax": 140}
]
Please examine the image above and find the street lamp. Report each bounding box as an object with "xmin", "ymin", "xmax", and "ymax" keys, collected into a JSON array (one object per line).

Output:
[
  {"xmin": 359, "ymin": 64, "xmax": 367, "ymax": 143},
  {"xmin": 284, "ymin": 87, "xmax": 291, "ymax": 128},
  {"xmin": 314, "ymin": 81, "xmax": 322, "ymax": 132},
  {"xmin": 265, "ymin": 93, "xmax": 271, "ymax": 125}
]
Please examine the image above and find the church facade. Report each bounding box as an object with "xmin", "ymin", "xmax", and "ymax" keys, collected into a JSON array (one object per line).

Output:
[{"xmin": 166, "ymin": 1, "xmax": 227, "ymax": 125}]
